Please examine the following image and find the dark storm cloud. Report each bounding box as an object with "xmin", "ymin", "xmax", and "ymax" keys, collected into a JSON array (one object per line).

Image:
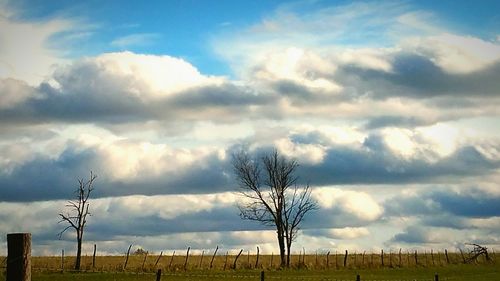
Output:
[
  {"xmin": 1, "ymin": 133, "xmax": 498, "ymax": 202},
  {"xmin": 297, "ymin": 135, "xmax": 498, "ymax": 185},
  {"xmin": 385, "ymin": 188, "xmax": 500, "ymax": 219},
  {"xmin": 363, "ymin": 116, "xmax": 432, "ymax": 129},
  {"xmin": 1, "ymin": 50, "xmax": 499, "ymax": 129},
  {"xmin": 0, "ymin": 145, "xmax": 101, "ymax": 202},
  {"xmin": 303, "ymin": 207, "xmax": 373, "ymax": 229},
  {"xmin": 86, "ymin": 207, "xmax": 259, "ymax": 239},
  {"xmin": 391, "ymin": 226, "xmax": 430, "ymax": 244},
  {"xmin": 334, "ymin": 53, "xmax": 500, "ymax": 100},
  {"xmin": 420, "ymin": 215, "xmax": 468, "ymax": 230},
  {"xmin": 0, "ymin": 65, "xmax": 267, "ymax": 126},
  {"xmin": 0, "ymin": 146, "xmax": 234, "ymax": 202}
]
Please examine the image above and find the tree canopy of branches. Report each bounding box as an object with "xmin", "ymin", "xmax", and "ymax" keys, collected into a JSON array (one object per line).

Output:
[
  {"xmin": 58, "ymin": 172, "xmax": 97, "ymax": 270},
  {"xmin": 232, "ymin": 149, "xmax": 317, "ymax": 267}
]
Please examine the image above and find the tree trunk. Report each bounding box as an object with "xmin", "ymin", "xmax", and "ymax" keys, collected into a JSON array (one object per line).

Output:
[
  {"xmin": 286, "ymin": 241, "xmax": 292, "ymax": 267},
  {"xmin": 75, "ymin": 237, "xmax": 82, "ymax": 270},
  {"xmin": 277, "ymin": 228, "xmax": 286, "ymax": 267}
]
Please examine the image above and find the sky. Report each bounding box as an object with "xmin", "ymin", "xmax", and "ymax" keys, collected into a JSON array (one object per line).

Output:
[{"xmin": 0, "ymin": 0, "xmax": 499, "ymax": 256}]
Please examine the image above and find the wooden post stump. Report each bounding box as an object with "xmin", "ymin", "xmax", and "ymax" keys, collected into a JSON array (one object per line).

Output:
[
  {"xmin": 156, "ymin": 269, "xmax": 162, "ymax": 281},
  {"xmin": 7, "ymin": 233, "xmax": 31, "ymax": 281}
]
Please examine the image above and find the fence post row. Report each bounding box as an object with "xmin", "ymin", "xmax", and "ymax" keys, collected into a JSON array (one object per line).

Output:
[{"xmin": 6, "ymin": 233, "xmax": 31, "ymax": 281}]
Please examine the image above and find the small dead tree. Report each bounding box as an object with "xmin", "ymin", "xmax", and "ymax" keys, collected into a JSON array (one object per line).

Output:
[
  {"xmin": 465, "ymin": 243, "xmax": 491, "ymax": 263},
  {"xmin": 232, "ymin": 149, "xmax": 317, "ymax": 267},
  {"xmin": 58, "ymin": 172, "xmax": 97, "ymax": 270}
]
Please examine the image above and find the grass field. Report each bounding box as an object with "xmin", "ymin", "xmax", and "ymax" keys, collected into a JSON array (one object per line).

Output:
[
  {"xmin": 1, "ymin": 253, "xmax": 499, "ymax": 280},
  {"xmin": 1, "ymin": 264, "xmax": 500, "ymax": 280}
]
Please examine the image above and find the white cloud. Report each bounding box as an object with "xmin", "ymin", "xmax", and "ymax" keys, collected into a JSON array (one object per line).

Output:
[
  {"xmin": 328, "ymin": 227, "xmax": 370, "ymax": 239},
  {"xmin": 61, "ymin": 51, "xmax": 225, "ymax": 101},
  {"xmin": 111, "ymin": 33, "xmax": 161, "ymax": 48},
  {"xmin": 403, "ymin": 33, "xmax": 500, "ymax": 74},
  {"xmin": 75, "ymin": 133, "xmax": 222, "ymax": 180},
  {"xmin": 0, "ymin": 4, "xmax": 77, "ymax": 85},
  {"xmin": 0, "ymin": 78, "xmax": 35, "ymax": 109},
  {"xmin": 251, "ymin": 47, "xmax": 342, "ymax": 93},
  {"xmin": 275, "ymin": 138, "xmax": 326, "ymax": 165},
  {"xmin": 337, "ymin": 48, "xmax": 393, "ymax": 72},
  {"xmin": 313, "ymin": 188, "xmax": 383, "ymax": 221}
]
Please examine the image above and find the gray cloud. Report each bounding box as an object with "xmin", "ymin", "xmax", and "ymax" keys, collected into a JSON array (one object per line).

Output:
[
  {"xmin": 0, "ymin": 61, "xmax": 268, "ymax": 127},
  {"xmin": 391, "ymin": 226, "xmax": 431, "ymax": 244},
  {"xmin": 384, "ymin": 188, "xmax": 500, "ymax": 219},
  {"xmin": 363, "ymin": 116, "xmax": 433, "ymax": 130},
  {"xmin": 335, "ymin": 53, "xmax": 500, "ymax": 100},
  {"xmin": 0, "ymin": 145, "xmax": 233, "ymax": 202},
  {"xmin": 298, "ymin": 136, "xmax": 498, "ymax": 185},
  {"xmin": 1, "ymin": 134, "xmax": 498, "ymax": 202}
]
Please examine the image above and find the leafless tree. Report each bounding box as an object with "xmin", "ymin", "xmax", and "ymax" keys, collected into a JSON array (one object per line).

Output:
[
  {"xmin": 58, "ymin": 172, "xmax": 97, "ymax": 270},
  {"xmin": 232, "ymin": 149, "xmax": 317, "ymax": 267}
]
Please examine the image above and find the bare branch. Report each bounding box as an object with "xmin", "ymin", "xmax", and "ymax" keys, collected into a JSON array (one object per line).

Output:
[
  {"xmin": 232, "ymin": 149, "xmax": 317, "ymax": 268},
  {"xmin": 58, "ymin": 171, "xmax": 97, "ymax": 271}
]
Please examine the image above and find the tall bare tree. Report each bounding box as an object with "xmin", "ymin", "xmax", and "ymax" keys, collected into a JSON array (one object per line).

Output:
[
  {"xmin": 58, "ymin": 172, "xmax": 97, "ymax": 270},
  {"xmin": 232, "ymin": 149, "xmax": 317, "ymax": 267}
]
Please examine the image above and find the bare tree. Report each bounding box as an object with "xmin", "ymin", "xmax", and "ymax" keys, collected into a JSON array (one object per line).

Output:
[
  {"xmin": 232, "ymin": 149, "xmax": 317, "ymax": 267},
  {"xmin": 58, "ymin": 172, "xmax": 97, "ymax": 270}
]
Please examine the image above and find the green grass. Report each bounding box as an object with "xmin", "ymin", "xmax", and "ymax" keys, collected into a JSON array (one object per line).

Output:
[
  {"xmin": 2, "ymin": 264, "xmax": 500, "ymax": 280},
  {"xmin": 1, "ymin": 253, "xmax": 499, "ymax": 280}
]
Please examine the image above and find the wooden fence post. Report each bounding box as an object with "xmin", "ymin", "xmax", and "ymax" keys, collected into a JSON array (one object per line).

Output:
[
  {"xmin": 123, "ymin": 244, "xmax": 132, "ymax": 270},
  {"xmin": 344, "ymin": 250, "xmax": 348, "ymax": 268},
  {"xmin": 270, "ymin": 252, "xmax": 274, "ymax": 268},
  {"xmin": 445, "ymin": 249, "xmax": 450, "ymax": 264},
  {"xmin": 233, "ymin": 249, "xmax": 243, "ymax": 269},
  {"xmin": 260, "ymin": 270, "xmax": 265, "ymax": 281},
  {"xmin": 299, "ymin": 247, "xmax": 306, "ymax": 266},
  {"xmin": 141, "ymin": 251, "xmax": 148, "ymax": 271},
  {"xmin": 356, "ymin": 274, "xmax": 361, "ymax": 281},
  {"xmin": 335, "ymin": 251, "xmax": 338, "ymax": 269},
  {"xmin": 199, "ymin": 250, "xmax": 205, "ymax": 269},
  {"xmin": 155, "ymin": 251, "xmax": 163, "ymax": 268},
  {"xmin": 61, "ymin": 249, "xmax": 64, "ymax": 272},
  {"xmin": 381, "ymin": 249, "xmax": 384, "ymax": 267},
  {"xmin": 398, "ymin": 248, "xmax": 402, "ymax": 267},
  {"xmin": 184, "ymin": 247, "xmax": 190, "ymax": 271},
  {"xmin": 414, "ymin": 250, "xmax": 418, "ymax": 266},
  {"xmin": 7, "ymin": 233, "xmax": 31, "ymax": 281},
  {"xmin": 326, "ymin": 251, "xmax": 330, "ymax": 268},
  {"xmin": 255, "ymin": 246, "xmax": 260, "ymax": 268},
  {"xmin": 92, "ymin": 244, "xmax": 97, "ymax": 269},
  {"xmin": 168, "ymin": 251, "xmax": 175, "ymax": 269},
  {"xmin": 156, "ymin": 269, "xmax": 162, "ymax": 281},
  {"xmin": 223, "ymin": 251, "xmax": 228, "ymax": 270},
  {"xmin": 435, "ymin": 273, "xmax": 439, "ymax": 281},
  {"xmin": 210, "ymin": 246, "xmax": 218, "ymax": 269}
]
